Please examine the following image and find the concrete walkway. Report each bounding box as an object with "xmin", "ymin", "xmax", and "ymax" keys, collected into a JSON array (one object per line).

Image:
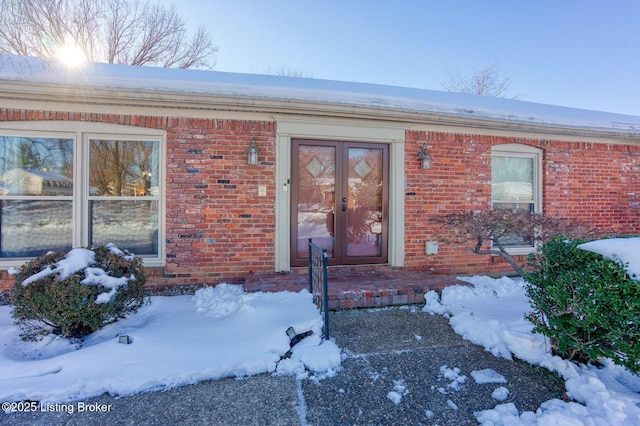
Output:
[{"xmin": 2, "ymin": 307, "xmax": 565, "ymax": 426}]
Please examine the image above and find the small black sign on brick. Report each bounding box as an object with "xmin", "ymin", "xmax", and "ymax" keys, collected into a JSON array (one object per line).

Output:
[{"xmin": 308, "ymin": 238, "xmax": 329, "ymax": 339}]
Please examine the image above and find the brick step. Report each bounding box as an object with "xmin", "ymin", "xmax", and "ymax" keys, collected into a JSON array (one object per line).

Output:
[{"xmin": 243, "ymin": 268, "xmax": 465, "ymax": 310}]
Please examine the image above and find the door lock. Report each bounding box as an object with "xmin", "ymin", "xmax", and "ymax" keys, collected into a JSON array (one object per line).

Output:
[{"xmin": 341, "ymin": 197, "xmax": 347, "ymax": 211}]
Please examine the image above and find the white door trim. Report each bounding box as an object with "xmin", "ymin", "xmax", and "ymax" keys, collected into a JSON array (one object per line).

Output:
[{"xmin": 274, "ymin": 116, "xmax": 406, "ymax": 271}]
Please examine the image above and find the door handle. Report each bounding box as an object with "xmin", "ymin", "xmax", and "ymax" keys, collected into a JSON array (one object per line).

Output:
[{"xmin": 341, "ymin": 197, "xmax": 347, "ymax": 211}]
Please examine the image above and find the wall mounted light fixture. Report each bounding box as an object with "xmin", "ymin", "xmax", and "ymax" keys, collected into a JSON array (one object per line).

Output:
[
  {"xmin": 247, "ymin": 137, "xmax": 259, "ymax": 165},
  {"xmin": 419, "ymin": 143, "xmax": 432, "ymax": 170}
]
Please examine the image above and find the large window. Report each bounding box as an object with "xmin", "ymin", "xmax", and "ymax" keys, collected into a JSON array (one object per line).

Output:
[
  {"xmin": 0, "ymin": 136, "xmax": 74, "ymax": 257},
  {"xmin": 491, "ymin": 144, "xmax": 542, "ymax": 249},
  {"xmin": 88, "ymin": 138, "xmax": 160, "ymax": 255},
  {"xmin": 0, "ymin": 124, "xmax": 164, "ymax": 265}
]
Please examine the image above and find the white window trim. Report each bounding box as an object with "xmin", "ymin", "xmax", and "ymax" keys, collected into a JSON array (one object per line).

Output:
[
  {"xmin": 0, "ymin": 121, "xmax": 166, "ymax": 268},
  {"xmin": 491, "ymin": 143, "xmax": 543, "ymax": 256}
]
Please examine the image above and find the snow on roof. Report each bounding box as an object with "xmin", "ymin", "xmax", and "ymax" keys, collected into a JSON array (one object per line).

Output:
[{"xmin": 2, "ymin": 53, "xmax": 640, "ymax": 135}]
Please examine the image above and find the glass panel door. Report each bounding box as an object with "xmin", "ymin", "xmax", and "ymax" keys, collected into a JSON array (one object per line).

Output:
[
  {"xmin": 293, "ymin": 143, "xmax": 336, "ymax": 260},
  {"xmin": 291, "ymin": 140, "xmax": 388, "ymax": 266},
  {"xmin": 346, "ymin": 147, "xmax": 384, "ymax": 258}
]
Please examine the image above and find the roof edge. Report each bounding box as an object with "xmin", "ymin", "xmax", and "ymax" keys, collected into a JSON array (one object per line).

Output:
[{"xmin": 1, "ymin": 80, "xmax": 640, "ymax": 143}]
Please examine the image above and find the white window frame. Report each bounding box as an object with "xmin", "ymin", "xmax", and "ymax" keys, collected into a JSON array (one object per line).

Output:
[
  {"xmin": 0, "ymin": 121, "xmax": 166, "ymax": 268},
  {"xmin": 491, "ymin": 143, "xmax": 543, "ymax": 255}
]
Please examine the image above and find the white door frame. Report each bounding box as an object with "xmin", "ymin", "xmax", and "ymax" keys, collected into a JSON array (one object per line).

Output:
[{"xmin": 274, "ymin": 116, "xmax": 406, "ymax": 271}]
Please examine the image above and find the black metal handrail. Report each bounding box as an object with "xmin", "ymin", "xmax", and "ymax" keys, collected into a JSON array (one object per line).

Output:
[{"xmin": 308, "ymin": 238, "xmax": 329, "ymax": 339}]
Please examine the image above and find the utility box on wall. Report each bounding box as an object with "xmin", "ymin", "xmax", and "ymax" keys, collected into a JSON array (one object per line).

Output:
[{"xmin": 425, "ymin": 241, "xmax": 439, "ymax": 255}]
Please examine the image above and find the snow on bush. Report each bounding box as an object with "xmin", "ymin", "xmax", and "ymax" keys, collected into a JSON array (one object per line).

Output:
[
  {"xmin": 0, "ymin": 285, "xmax": 340, "ymax": 404},
  {"xmin": 10, "ymin": 244, "xmax": 146, "ymax": 340},
  {"xmin": 525, "ymin": 237, "xmax": 640, "ymax": 373},
  {"xmin": 424, "ymin": 266, "xmax": 640, "ymax": 425}
]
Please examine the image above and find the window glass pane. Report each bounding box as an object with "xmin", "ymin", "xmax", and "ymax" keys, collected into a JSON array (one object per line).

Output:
[
  {"xmin": 492, "ymin": 156, "xmax": 533, "ymax": 201},
  {"xmin": 89, "ymin": 139, "xmax": 159, "ymax": 196},
  {"xmin": 492, "ymin": 202, "xmax": 535, "ymax": 246},
  {"xmin": 90, "ymin": 200, "xmax": 158, "ymax": 255},
  {"xmin": 347, "ymin": 147, "xmax": 383, "ymax": 257},
  {"xmin": 493, "ymin": 202, "xmax": 535, "ymax": 213},
  {"xmin": 0, "ymin": 136, "xmax": 73, "ymax": 196},
  {"xmin": 492, "ymin": 153, "xmax": 536, "ymax": 247},
  {"xmin": 1, "ymin": 200, "xmax": 72, "ymax": 257},
  {"xmin": 296, "ymin": 145, "xmax": 335, "ymax": 258}
]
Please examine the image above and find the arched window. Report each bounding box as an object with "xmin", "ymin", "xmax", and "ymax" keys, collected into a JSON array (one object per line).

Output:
[
  {"xmin": 491, "ymin": 143, "xmax": 542, "ymax": 213},
  {"xmin": 491, "ymin": 143, "xmax": 542, "ymax": 251}
]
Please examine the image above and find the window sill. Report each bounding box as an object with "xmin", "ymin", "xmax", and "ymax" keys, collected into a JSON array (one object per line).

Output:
[
  {"xmin": 490, "ymin": 246, "xmax": 535, "ymax": 258},
  {"xmin": 505, "ymin": 246, "xmax": 535, "ymax": 256},
  {"xmin": 1, "ymin": 256, "xmax": 165, "ymax": 272},
  {"xmin": 141, "ymin": 258, "xmax": 166, "ymax": 268}
]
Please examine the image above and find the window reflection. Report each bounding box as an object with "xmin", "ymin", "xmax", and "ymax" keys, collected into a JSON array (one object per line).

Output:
[
  {"xmin": 296, "ymin": 145, "xmax": 336, "ymax": 258},
  {"xmin": 90, "ymin": 200, "xmax": 158, "ymax": 255},
  {"xmin": 89, "ymin": 139, "xmax": 160, "ymax": 255},
  {"xmin": 0, "ymin": 200, "xmax": 72, "ymax": 257},
  {"xmin": 0, "ymin": 136, "xmax": 74, "ymax": 257},
  {"xmin": 0, "ymin": 136, "xmax": 73, "ymax": 196},
  {"xmin": 492, "ymin": 155, "xmax": 536, "ymax": 246},
  {"xmin": 89, "ymin": 139, "xmax": 159, "ymax": 196},
  {"xmin": 492, "ymin": 156, "xmax": 534, "ymax": 202},
  {"xmin": 0, "ymin": 133, "xmax": 162, "ymax": 260},
  {"xmin": 347, "ymin": 148, "xmax": 383, "ymax": 257}
]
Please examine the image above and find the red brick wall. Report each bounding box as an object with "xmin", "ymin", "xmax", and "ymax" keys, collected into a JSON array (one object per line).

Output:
[
  {"xmin": 404, "ymin": 130, "xmax": 640, "ymax": 274},
  {"xmin": 1, "ymin": 109, "xmax": 639, "ymax": 291},
  {"xmin": 162, "ymin": 118, "xmax": 276, "ymax": 286},
  {"xmin": 0, "ymin": 109, "xmax": 276, "ymax": 291},
  {"xmin": 405, "ymin": 131, "xmax": 494, "ymax": 274},
  {"xmin": 543, "ymin": 141, "xmax": 640, "ymax": 233}
]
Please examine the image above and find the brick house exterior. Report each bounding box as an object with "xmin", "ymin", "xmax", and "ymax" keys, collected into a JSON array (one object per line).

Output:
[{"xmin": 1, "ymin": 55, "xmax": 639, "ymax": 293}]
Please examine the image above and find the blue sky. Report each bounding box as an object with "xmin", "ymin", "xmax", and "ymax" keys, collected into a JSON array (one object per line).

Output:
[{"xmin": 160, "ymin": 0, "xmax": 640, "ymax": 116}]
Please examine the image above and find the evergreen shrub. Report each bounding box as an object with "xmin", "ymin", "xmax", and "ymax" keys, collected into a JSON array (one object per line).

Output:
[
  {"xmin": 10, "ymin": 244, "xmax": 146, "ymax": 340},
  {"xmin": 525, "ymin": 237, "xmax": 640, "ymax": 373}
]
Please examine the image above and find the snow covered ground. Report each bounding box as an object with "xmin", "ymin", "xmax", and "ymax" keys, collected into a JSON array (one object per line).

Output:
[
  {"xmin": 0, "ymin": 284, "xmax": 341, "ymax": 405},
  {"xmin": 425, "ymin": 237, "xmax": 640, "ymax": 425},
  {"xmin": 1, "ymin": 237, "xmax": 639, "ymax": 425}
]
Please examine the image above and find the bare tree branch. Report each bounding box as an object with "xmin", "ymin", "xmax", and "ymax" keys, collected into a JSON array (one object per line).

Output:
[
  {"xmin": 441, "ymin": 64, "xmax": 522, "ymax": 99},
  {"xmin": 263, "ymin": 65, "xmax": 315, "ymax": 78},
  {"xmin": 430, "ymin": 209, "xmax": 600, "ymax": 275},
  {"xmin": 104, "ymin": 0, "xmax": 142, "ymax": 64},
  {"xmin": 0, "ymin": 0, "xmax": 217, "ymax": 69}
]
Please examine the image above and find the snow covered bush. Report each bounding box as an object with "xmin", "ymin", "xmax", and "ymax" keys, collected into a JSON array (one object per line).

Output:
[
  {"xmin": 10, "ymin": 244, "xmax": 146, "ymax": 340},
  {"xmin": 525, "ymin": 237, "xmax": 640, "ymax": 373}
]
